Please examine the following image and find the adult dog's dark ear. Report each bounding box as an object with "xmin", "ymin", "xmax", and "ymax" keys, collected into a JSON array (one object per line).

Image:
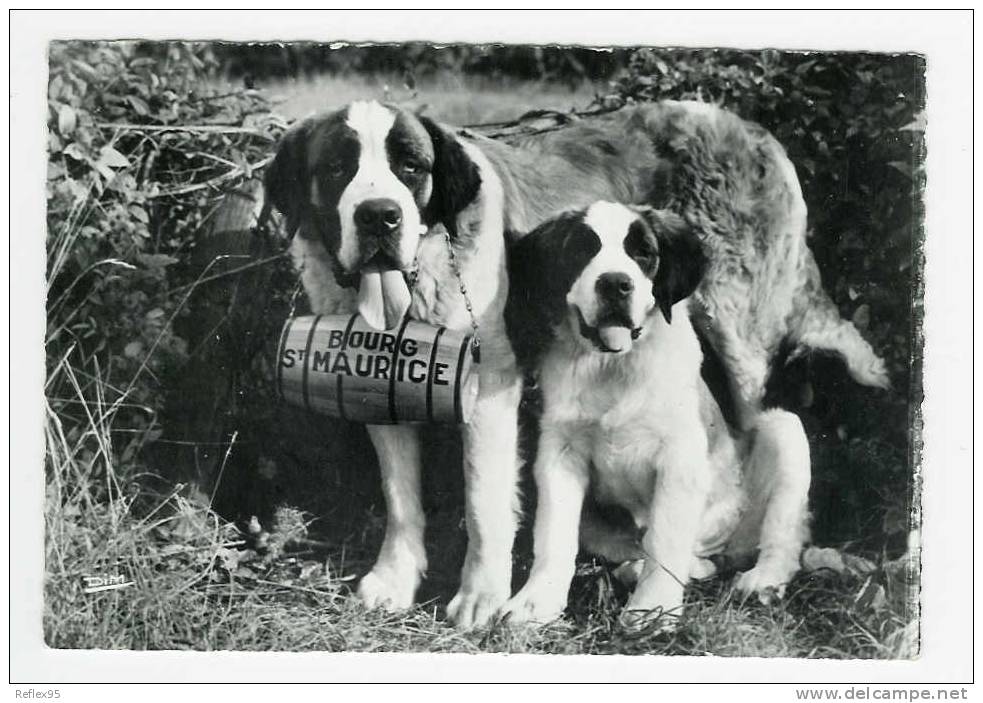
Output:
[
  {"xmin": 644, "ymin": 208, "xmax": 706, "ymax": 323},
  {"xmin": 418, "ymin": 117, "xmax": 482, "ymax": 236},
  {"xmin": 264, "ymin": 120, "xmax": 311, "ymax": 238}
]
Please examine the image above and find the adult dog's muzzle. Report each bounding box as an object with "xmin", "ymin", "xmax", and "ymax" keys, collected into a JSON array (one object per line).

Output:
[
  {"xmin": 355, "ymin": 197, "xmax": 403, "ymax": 234},
  {"xmin": 354, "ymin": 198, "xmax": 407, "ymax": 269},
  {"xmin": 351, "ymin": 198, "xmax": 419, "ymax": 331}
]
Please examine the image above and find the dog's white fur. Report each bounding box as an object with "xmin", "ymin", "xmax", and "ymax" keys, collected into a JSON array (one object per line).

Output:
[
  {"xmin": 413, "ymin": 141, "xmax": 523, "ymax": 625},
  {"xmin": 500, "ymin": 203, "xmax": 811, "ymax": 625}
]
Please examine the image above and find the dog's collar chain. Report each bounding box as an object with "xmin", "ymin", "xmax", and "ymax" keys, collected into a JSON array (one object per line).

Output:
[{"xmin": 407, "ymin": 228, "xmax": 481, "ymax": 364}]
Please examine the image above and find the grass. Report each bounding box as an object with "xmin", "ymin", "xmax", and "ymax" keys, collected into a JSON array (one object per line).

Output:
[
  {"xmin": 44, "ymin": 70, "xmax": 919, "ymax": 657},
  {"xmin": 44, "ymin": 442, "xmax": 919, "ymax": 656},
  {"xmin": 44, "ymin": 348, "xmax": 918, "ymax": 655}
]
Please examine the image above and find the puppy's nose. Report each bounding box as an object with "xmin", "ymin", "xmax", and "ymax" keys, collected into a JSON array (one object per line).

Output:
[
  {"xmin": 354, "ymin": 198, "xmax": 402, "ymax": 232},
  {"xmin": 596, "ymin": 272, "xmax": 634, "ymax": 301}
]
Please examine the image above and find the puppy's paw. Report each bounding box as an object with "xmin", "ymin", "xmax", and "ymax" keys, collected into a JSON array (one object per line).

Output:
[
  {"xmin": 357, "ymin": 570, "xmax": 417, "ymax": 612},
  {"xmin": 499, "ymin": 584, "xmax": 567, "ymax": 626},
  {"xmin": 734, "ymin": 565, "xmax": 788, "ymax": 604},
  {"xmin": 448, "ymin": 584, "xmax": 509, "ymax": 629}
]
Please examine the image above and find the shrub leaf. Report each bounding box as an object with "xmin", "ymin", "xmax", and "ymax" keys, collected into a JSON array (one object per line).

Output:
[{"xmin": 57, "ymin": 104, "xmax": 77, "ymax": 136}]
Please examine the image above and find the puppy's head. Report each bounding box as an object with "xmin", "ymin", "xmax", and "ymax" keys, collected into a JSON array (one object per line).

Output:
[
  {"xmin": 507, "ymin": 201, "xmax": 705, "ymax": 362},
  {"xmin": 264, "ymin": 100, "xmax": 481, "ymax": 278}
]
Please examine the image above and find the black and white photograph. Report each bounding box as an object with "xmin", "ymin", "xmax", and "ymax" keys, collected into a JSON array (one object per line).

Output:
[{"xmin": 8, "ymin": 8, "xmax": 974, "ymax": 689}]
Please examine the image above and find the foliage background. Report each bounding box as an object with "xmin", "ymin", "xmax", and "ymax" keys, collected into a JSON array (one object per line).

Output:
[{"xmin": 43, "ymin": 41, "xmax": 923, "ymax": 652}]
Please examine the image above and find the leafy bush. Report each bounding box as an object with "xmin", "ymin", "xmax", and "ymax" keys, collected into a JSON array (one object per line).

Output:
[
  {"xmin": 599, "ymin": 49, "xmax": 923, "ymax": 547},
  {"xmin": 46, "ymin": 41, "xmax": 287, "ymax": 494}
]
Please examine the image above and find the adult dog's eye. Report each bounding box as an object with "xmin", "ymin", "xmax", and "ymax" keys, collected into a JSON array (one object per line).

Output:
[
  {"xmin": 324, "ymin": 163, "xmax": 347, "ymax": 180},
  {"xmin": 400, "ymin": 161, "xmax": 423, "ymax": 176}
]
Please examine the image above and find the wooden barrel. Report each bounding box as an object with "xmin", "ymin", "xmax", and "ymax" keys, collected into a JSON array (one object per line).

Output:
[{"xmin": 277, "ymin": 314, "xmax": 480, "ymax": 425}]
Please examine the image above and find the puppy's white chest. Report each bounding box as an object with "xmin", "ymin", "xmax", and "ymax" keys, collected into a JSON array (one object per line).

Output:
[
  {"xmin": 588, "ymin": 430, "xmax": 659, "ymax": 519},
  {"xmin": 554, "ymin": 363, "xmax": 688, "ymax": 520},
  {"xmin": 597, "ymin": 393, "xmax": 690, "ymax": 501},
  {"xmin": 540, "ymin": 315, "xmax": 705, "ymax": 521}
]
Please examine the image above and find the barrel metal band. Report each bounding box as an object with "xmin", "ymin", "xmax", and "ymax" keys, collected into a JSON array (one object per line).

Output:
[
  {"xmin": 335, "ymin": 313, "xmax": 360, "ymax": 421},
  {"xmin": 453, "ymin": 334, "xmax": 471, "ymax": 424},
  {"xmin": 276, "ymin": 316, "xmax": 296, "ymax": 402},
  {"xmin": 301, "ymin": 315, "xmax": 323, "ymax": 412},
  {"xmin": 387, "ymin": 316, "xmax": 413, "ymax": 424},
  {"xmin": 425, "ymin": 326, "xmax": 448, "ymax": 424}
]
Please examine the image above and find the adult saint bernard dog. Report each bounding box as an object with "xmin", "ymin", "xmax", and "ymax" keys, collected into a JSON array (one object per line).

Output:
[
  {"xmin": 264, "ymin": 99, "xmax": 887, "ymax": 628},
  {"xmin": 502, "ymin": 201, "xmax": 813, "ymax": 626}
]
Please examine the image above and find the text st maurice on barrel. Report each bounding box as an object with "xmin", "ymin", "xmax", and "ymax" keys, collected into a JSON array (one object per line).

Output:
[{"xmin": 281, "ymin": 328, "xmax": 454, "ymax": 385}]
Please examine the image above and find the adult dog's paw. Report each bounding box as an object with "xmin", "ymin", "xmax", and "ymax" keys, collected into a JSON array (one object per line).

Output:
[
  {"xmin": 498, "ymin": 585, "xmax": 566, "ymax": 626},
  {"xmin": 447, "ymin": 584, "xmax": 510, "ymax": 629},
  {"xmin": 734, "ymin": 566, "xmax": 788, "ymax": 604},
  {"xmin": 357, "ymin": 570, "xmax": 417, "ymax": 612}
]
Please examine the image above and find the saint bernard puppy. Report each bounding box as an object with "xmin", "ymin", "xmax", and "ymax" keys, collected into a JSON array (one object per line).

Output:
[
  {"xmin": 500, "ymin": 202, "xmax": 812, "ymax": 626},
  {"xmin": 265, "ymin": 98, "xmax": 887, "ymax": 628}
]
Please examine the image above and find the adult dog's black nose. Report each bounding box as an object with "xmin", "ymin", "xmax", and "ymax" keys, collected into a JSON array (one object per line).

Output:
[
  {"xmin": 354, "ymin": 198, "xmax": 402, "ymax": 232},
  {"xmin": 596, "ymin": 272, "xmax": 634, "ymax": 301}
]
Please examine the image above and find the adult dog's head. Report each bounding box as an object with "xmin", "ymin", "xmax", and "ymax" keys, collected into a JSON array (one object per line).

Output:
[
  {"xmin": 507, "ymin": 201, "xmax": 705, "ymax": 363},
  {"xmin": 265, "ymin": 101, "xmax": 482, "ymax": 326}
]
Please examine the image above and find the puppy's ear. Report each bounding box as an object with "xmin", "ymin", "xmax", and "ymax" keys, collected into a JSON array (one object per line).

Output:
[
  {"xmin": 506, "ymin": 224, "xmax": 560, "ymax": 373},
  {"xmin": 264, "ymin": 120, "xmax": 312, "ymax": 238},
  {"xmin": 643, "ymin": 208, "xmax": 706, "ymax": 323},
  {"xmin": 506, "ymin": 212, "xmax": 595, "ymax": 372},
  {"xmin": 418, "ymin": 117, "xmax": 482, "ymax": 236}
]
